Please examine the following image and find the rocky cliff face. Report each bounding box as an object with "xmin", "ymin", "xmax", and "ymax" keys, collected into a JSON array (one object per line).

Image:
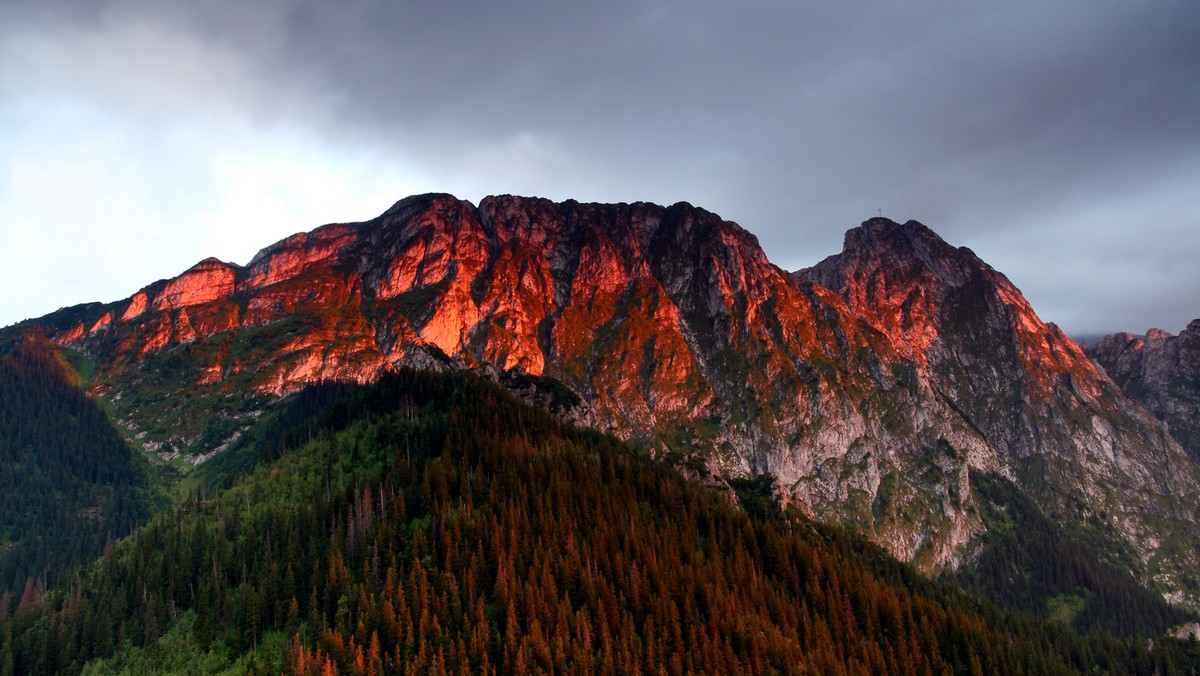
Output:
[
  {"xmin": 14, "ymin": 195, "xmax": 1200, "ymax": 602},
  {"xmin": 1087, "ymin": 320, "xmax": 1200, "ymax": 461}
]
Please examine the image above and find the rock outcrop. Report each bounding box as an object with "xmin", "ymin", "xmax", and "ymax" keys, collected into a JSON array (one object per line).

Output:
[
  {"xmin": 13, "ymin": 195, "xmax": 1200, "ymax": 602},
  {"xmin": 1087, "ymin": 319, "xmax": 1200, "ymax": 461}
]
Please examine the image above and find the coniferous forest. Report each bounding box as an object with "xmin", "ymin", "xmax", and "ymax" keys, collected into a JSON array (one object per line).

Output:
[
  {"xmin": 2, "ymin": 367, "xmax": 1198, "ymax": 674},
  {"xmin": 0, "ymin": 335, "xmax": 149, "ymax": 602}
]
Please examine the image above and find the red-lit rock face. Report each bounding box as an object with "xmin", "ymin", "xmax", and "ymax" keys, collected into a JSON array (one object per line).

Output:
[
  {"xmin": 121, "ymin": 292, "xmax": 148, "ymax": 320},
  {"xmin": 152, "ymin": 259, "xmax": 237, "ymax": 312},
  {"xmin": 242, "ymin": 224, "xmax": 358, "ymax": 292},
  {"xmin": 796, "ymin": 218, "xmax": 1118, "ymax": 457},
  {"xmin": 32, "ymin": 194, "xmax": 1200, "ymax": 595}
]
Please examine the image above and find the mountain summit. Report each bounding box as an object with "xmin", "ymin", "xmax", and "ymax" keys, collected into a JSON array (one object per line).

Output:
[{"xmin": 13, "ymin": 195, "xmax": 1200, "ymax": 603}]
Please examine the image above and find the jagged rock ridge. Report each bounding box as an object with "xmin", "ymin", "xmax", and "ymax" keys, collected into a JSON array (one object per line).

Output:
[{"xmin": 15, "ymin": 194, "xmax": 1200, "ymax": 603}]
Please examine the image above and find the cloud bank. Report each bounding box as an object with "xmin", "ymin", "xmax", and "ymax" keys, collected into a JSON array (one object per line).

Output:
[{"xmin": 2, "ymin": 0, "xmax": 1197, "ymax": 334}]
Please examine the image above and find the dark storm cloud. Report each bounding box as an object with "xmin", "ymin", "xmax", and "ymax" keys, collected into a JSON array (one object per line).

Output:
[{"xmin": 4, "ymin": 0, "xmax": 1198, "ymax": 333}]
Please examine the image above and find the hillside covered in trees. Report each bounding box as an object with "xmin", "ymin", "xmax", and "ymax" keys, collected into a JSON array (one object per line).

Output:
[
  {"xmin": 2, "ymin": 369, "xmax": 1198, "ymax": 674},
  {"xmin": 0, "ymin": 334, "xmax": 150, "ymax": 602}
]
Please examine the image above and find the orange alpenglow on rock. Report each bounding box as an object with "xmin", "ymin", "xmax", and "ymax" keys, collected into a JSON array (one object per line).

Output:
[{"xmin": 151, "ymin": 259, "xmax": 237, "ymax": 312}]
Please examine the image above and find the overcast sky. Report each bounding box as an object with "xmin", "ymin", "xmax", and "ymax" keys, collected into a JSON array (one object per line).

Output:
[{"xmin": 2, "ymin": 0, "xmax": 1197, "ymax": 335}]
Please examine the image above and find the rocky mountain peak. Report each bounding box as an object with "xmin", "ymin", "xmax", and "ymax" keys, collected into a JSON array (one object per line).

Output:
[
  {"xmin": 793, "ymin": 217, "xmax": 1200, "ymax": 596},
  {"xmin": 796, "ymin": 217, "xmax": 982, "ymax": 366},
  {"xmin": 796, "ymin": 216, "xmax": 1106, "ymax": 402},
  {"xmin": 848, "ymin": 217, "xmax": 960, "ymax": 260},
  {"xmin": 808, "ymin": 217, "xmax": 984, "ymax": 297}
]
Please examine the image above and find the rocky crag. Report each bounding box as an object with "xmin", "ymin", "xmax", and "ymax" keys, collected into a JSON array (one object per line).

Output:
[
  {"xmin": 11, "ymin": 194, "xmax": 1200, "ymax": 602},
  {"xmin": 1087, "ymin": 320, "xmax": 1200, "ymax": 462}
]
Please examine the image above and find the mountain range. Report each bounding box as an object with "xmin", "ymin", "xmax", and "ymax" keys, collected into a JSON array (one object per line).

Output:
[
  {"xmin": 8, "ymin": 193, "xmax": 1197, "ymax": 617},
  {"xmin": 4, "ymin": 192, "xmax": 1200, "ymax": 673}
]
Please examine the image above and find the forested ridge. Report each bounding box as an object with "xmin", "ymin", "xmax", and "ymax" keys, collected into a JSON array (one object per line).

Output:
[
  {"xmin": 2, "ymin": 369, "xmax": 1198, "ymax": 674},
  {"xmin": 0, "ymin": 334, "xmax": 149, "ymax": 601}
]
